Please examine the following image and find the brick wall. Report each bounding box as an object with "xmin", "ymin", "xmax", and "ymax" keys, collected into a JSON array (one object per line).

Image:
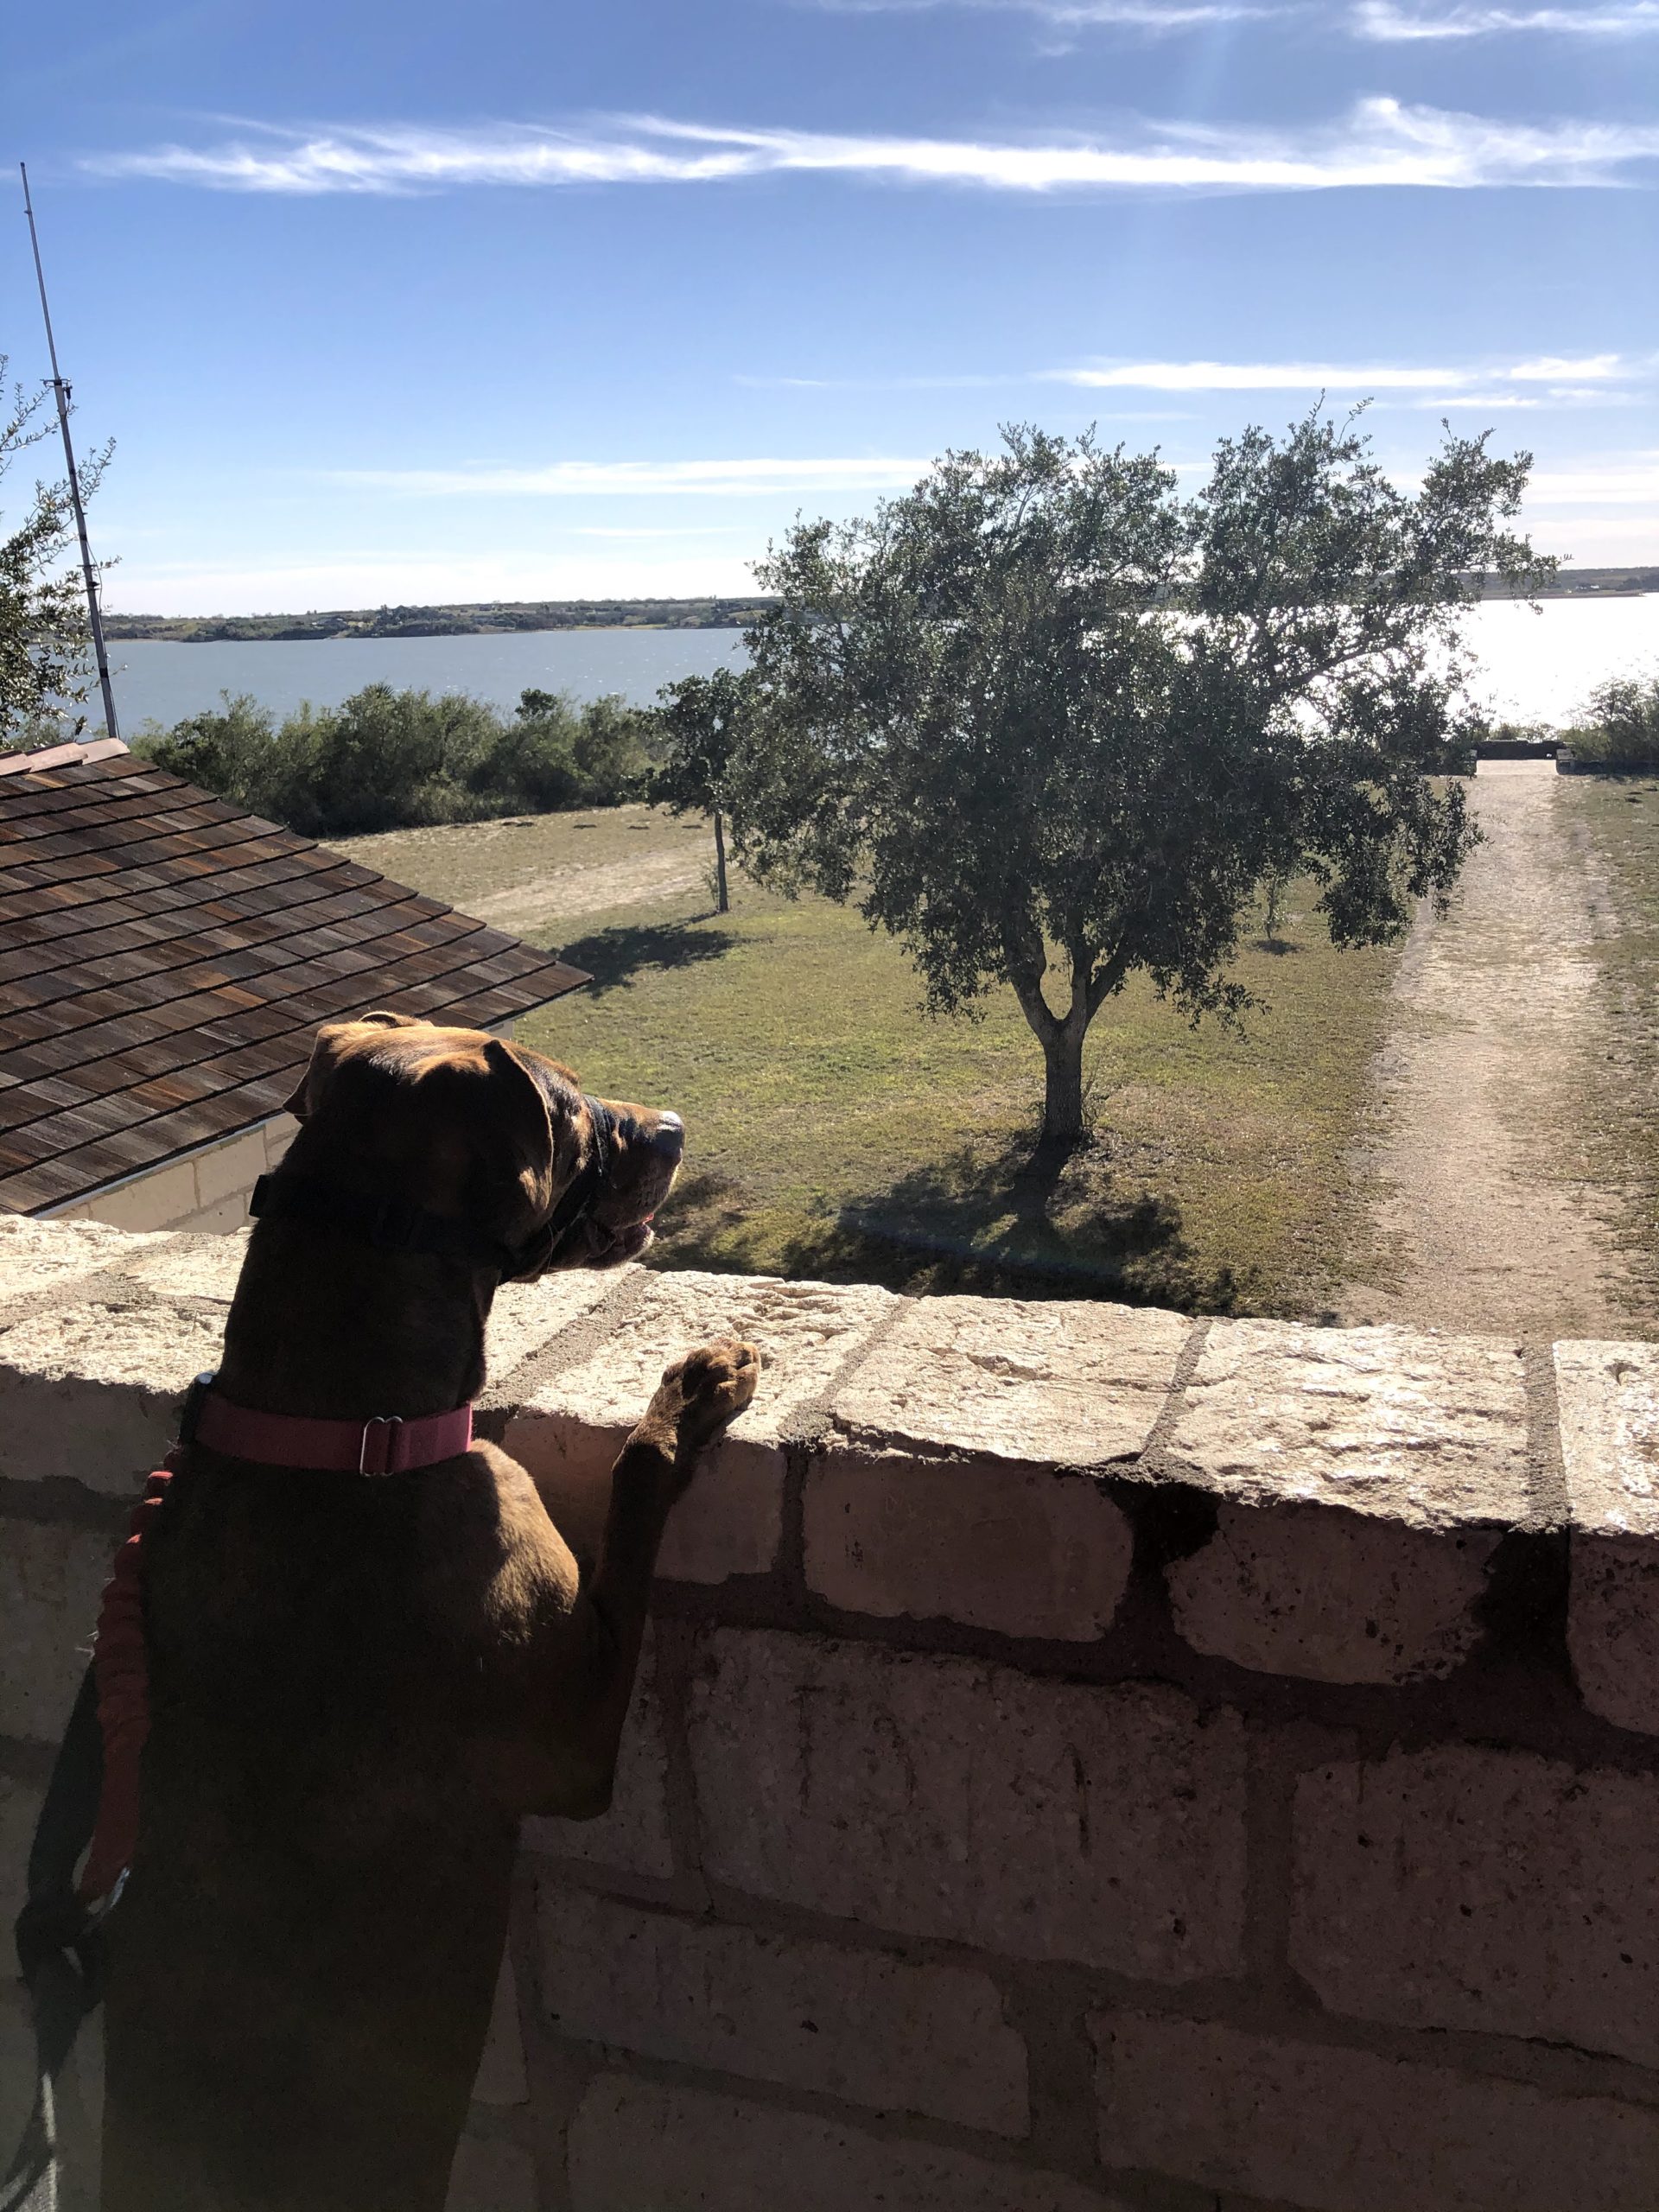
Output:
[{"xmin": 3, "ymin": 1215, "xmax": 1657, "ymax": 2212}]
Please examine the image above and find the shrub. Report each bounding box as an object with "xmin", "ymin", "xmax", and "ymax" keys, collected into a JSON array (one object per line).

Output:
[
  {"xmin": 133, "ymin": 683, "xmax": 654, "ymax": 834},
  {"xmin": 474, "ymin": 688, "xmax": 587, "ymax": 812},
  {"xmin": 566, "ymin": 691, "xmax": 656, "ymax": 804},
  {"xmin": 131, "ymin": 694, "xmax": 283, "ymax": 812},
  {"xmin": 1567, "ymin": 673, "xmax": 1659, "ymax": 767}
]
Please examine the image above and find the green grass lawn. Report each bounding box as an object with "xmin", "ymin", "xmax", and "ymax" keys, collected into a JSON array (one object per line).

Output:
[
  {"xmin": 333, "ymin": 804, "xmax": 1403, "ymax": 1315},
  {"xmin": 1557, "ymin": 775, "xmax": 1659, "ymax": 1314}
]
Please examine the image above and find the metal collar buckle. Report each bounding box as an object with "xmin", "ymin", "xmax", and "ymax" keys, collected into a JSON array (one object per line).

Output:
[{"xmin": 359, "ymin": 1415, "xmax": 405, "ymax": 1475}]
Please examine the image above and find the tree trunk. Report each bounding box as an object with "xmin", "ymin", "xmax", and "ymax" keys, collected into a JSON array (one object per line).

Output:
[
  {"xmin": 1040, "ymin": 1022, "xmax": 1086, "ymax": 1145},
  {"xmin": 712, "ymin": 809, "xmax": 729, "ymax": 914},
  {"xmin": 1001, "ymin": 918, "xmax": 1123, "ymax": 1149}
]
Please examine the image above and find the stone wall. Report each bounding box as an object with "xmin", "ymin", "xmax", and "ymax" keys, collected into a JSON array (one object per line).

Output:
[
  {"xmin": 43, "ymin": 1113, "xmax": 297, "ymax": 1236},
  {"xmin": 3, "ymin": 1215, "xmax": 1658, "ymax": 2212}
]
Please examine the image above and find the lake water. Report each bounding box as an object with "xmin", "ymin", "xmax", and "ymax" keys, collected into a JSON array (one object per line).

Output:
[
  {"xmin": 107, "ymin": 597, "xmax": 1654, "ymax": 734},
  {"xmin": 111, "ymin": 627, "xmax": 747, "ymax": 732}
]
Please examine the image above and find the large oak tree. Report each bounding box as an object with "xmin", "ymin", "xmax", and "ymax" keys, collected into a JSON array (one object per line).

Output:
[{"xmin": 727, "ymin": 416, "xmax": 1545, "ymax": 1142}]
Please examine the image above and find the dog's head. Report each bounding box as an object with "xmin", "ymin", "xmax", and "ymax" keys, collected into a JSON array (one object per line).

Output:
[{"xmin": 281, "ymin": 1013, "xmax": 684, "ymax": 1272}]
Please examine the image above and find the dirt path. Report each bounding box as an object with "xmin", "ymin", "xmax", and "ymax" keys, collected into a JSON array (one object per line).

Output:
[
  {"xmin": 1344, "ymin": 762, "xmax": 1640, "ymax": 1337},
  {"xmin": 466, "ymin": 846, "xmax": 706, "ymax": 935}
]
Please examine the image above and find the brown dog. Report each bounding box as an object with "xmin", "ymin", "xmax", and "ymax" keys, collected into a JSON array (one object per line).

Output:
[{"xmin": 99, "ymin": 1014, "xmax": 758, "ymax": 2212}]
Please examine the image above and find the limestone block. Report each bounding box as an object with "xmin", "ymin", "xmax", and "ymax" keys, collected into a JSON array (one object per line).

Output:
[
  {"xmin": 0, "ymin": 1993, "xmax": 96, "ymax": 2189},
  {"xmin": 0, "ymin": 1773, "xmax": 43, "ymax": 1935},
  {"xmin": 83, "ymin": 1156, "xmax": 197, "ymax": 1232},
  {"xmin": 1162, "ymin": 1322, "xmax": 1529, "ymax": 1681},
  {"xmin": 831, "ymin": 1294, "xmax": 1190, "ymax": 1469},
  {"xmin": 0, "ymin": 1985, "xmax": 35, "ymax": 2183},
  {"xmin": 0, "ymin": 1521, "xmax": 117, "ymax": 1741},
  {"xmin": 115, "ymin": 1229, "xmax": 250, "ymax": 1304},
  {"xmin": 168, "ymin": 1191, "xmax": 251, "ymax": 1234},
  {"xmin": 540, "ymin": 1884, "xmax": 1027, "ymax": 2134},
  {"xmin": 0, "ymin": 1216, "xmax": 166, "ymax": 1304},
  {"xmin": 190, "ymin": 1127, "xmax": 268, "ymax": 1210},
  {"xmin": 687, "ymin": 1629, "xmax": 1246, "ymax": 1982},
  {"xmin": 505, "ymin": 1274, "xmax": 895, "ymax": 1582},
  {"xmin": 1555, "ymin": 1339, "xmax": 1659, "ymax": 1734},
  {"xmin": 0, "ymin": 1296, "xmax": 222, "ymax": 1497},
  {"xmin": 1091, "ymin": 2010, "xmax": 1659, "ymax": 2212},
  {"xmin": 804, "ymin": 1446, "xmax": 1132, "ymax": 1641},
  {"xmin": 1290, "ymin": 1745, "xmax": 1659, "ymax": 2069},
  {"xmin": 446, "ymin": 2134, "xmax": 537, "ymax": 2212},
  {"xmin": 521, "ymin": 1624, "xmax": 674, "ymax": 1878},
  {"xmin": 261, "ymin": 1115, "xmax": 299, "ymax": 1170},
  {"xmin": 1568, "ymin": 1533, "xmax": 1659, "ymax": 1736},
  {"xmin": 568, "ymin": 2075, "xmax": 1129, "ymax": 2212},
  {"xmin": 1166, "ymin": 1499, "xmax": 1500, "ymax": 1685},
  {"xmin": 471, "ymin": 1955, "xmax": 528, "ymax": 2106},
  {"xmin": 1166, "ymin": 1320, "xmax": 1532, "ymax": 1526},
  {"xmin": 485, "ymin": 1268, "xmax": 624, "ymax": 1392}
]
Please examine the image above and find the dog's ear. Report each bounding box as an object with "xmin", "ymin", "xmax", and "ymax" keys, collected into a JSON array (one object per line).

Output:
[
  {"xmin": 481, "ymin": 1037, "xmax": 559, "ymax": 1218},
  {"xmin": 282, "ymin": 1013, "xmax": 425, "ymax": 1122}
]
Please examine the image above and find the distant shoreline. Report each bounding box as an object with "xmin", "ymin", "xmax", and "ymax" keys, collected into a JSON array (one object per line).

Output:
[
  {"xmin": 105, "ymin": 597, "xmax": 775, "ymax": 645},
  {"xmin": 105, "ymin": 572, "xmax": 1659, "ymax": 645}
]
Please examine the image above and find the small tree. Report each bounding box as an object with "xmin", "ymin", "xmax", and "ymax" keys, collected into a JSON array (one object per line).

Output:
[
  {"xmin": 0, "ymin": 361, "xmax": 110, "ymax": 746},
  {"xmin": 648, "ymin": 666, "xmax": 748, "ymax": 912},
  {"xmin": 728, "ymin": 416, "xmax": 1546, "ymax": 1143},
  {"xmin": 1578, "ymin": 671, "xmax": 1659, "ymax": 767}
]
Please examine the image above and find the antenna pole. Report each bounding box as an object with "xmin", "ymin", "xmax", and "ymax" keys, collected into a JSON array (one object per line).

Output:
[{"xmin": 20, "ymin": 162, "xmax": 120, "ymax": 745}]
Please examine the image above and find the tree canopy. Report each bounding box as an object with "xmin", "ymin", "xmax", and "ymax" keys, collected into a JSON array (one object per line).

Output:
[
  {"xmin": 727, "ymin": 414, "xmax": 1548, "ymax": 1141},
  {"xmin": 0, "ymin": 362, "xmax": 107, "ymax": 747},
  {"xmin": 648, "ymin": 666, "xmax": 747, "ymax": 818}
]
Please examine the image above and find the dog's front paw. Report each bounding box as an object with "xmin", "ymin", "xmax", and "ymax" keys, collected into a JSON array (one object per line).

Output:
[{"xmin": 652, "ymin": 1338, "xmax": 761, "ymax": 1452}]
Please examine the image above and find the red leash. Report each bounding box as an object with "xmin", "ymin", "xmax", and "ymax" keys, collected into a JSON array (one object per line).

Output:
[{"xmin": 79, "ymin": 1462, "xmax": 175, "ymax": 1905}]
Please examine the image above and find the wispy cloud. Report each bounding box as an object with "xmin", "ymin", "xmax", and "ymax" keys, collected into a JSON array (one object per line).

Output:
[
  {"xmin": 110, "ymin": 553, "xmax": 761, "ymax": 617},
  {"xmin": 85, "ymin": 101, "xmax": 1659, "ymax": 197},
  {"xmin": 807, "ymin": 0, "xmax": 1659, "ymax": 32},
  {"xmin": 1524, "ymin": 455, "xmax": 1659, "ymax": 502},
  {"xmin": 1047, "ymin": 353, "xmax": 1633, "ymax": 389},
  {"xmin": 803, "ymin": 0, "xmax": 1285, "ymax": 29},
  {"xmin": 324, "ymin": 457, "xmax": 935, "ymax": 497},
  {"xmin": 569, "ymin": 524, "xmax": 753, "ymax": 537},
  {"xmin": 734, "ymin": 371, "xmax": 1014, "ymax": 389},
  {"xmin": 1354, "ymin": 3, "xmax": 1659, "ymax": 39}
]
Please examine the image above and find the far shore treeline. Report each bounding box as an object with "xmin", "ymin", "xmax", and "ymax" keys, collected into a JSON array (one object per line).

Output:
[
  {"xmin": 106, "ymin": 596, "xmax": 774, "ymax": 643},
  {"xmin": 105, "ymin": 567, "xmax": 1659, "ymax": 645}
]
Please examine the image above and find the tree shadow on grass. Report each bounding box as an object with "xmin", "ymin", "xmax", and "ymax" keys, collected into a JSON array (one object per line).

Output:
[
  {"xmin": 778, "ymin": 1135, "xmax": 1240, "ymax": 1311},
  {"xmin": 557, "ymin": 917, "xmax": 736, "ymax": 996}
]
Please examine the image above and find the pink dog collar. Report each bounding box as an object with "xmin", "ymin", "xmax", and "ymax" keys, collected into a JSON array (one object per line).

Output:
[{"xmin": 194, "ymin": 1387, "xmax": 474, "ymax": 1475}]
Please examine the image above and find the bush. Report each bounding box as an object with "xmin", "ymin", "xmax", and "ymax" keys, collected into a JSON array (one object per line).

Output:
[
  {"xmin": 473, "ymin": 688, "xmax": 588, "ymax": 812},
  {"xmin": 132, "ymin": 683, "xmax": 654, "ymax": 835},
  {"xmin": 1565, "ymin": 672, "xmax": 1659, "ymax": 768},
  {"xmin": 132, "ymin": 694, "xmax": 283, "ymax": 810}
]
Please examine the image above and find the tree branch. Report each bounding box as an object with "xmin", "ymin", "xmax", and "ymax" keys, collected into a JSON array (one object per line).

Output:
[{"xmin": 1000, "ymin": 911, "xmax": 1058, "ymax": 1046}]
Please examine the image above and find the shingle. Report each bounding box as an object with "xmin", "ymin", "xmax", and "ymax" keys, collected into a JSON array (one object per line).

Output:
[{"xmin": 0, "ymin": 751, "xmax": 587, "ymax": 1211}]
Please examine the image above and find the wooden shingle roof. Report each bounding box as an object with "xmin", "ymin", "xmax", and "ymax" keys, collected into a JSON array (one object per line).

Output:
[{"xmin": 0, "ymin": 750, "xmax": 589, "ymax": 1216}]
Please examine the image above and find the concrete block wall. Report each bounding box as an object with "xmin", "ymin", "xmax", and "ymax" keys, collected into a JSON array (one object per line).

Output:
[
  {"xmin": 44, "ymin": 1114, "xmax": 298, "ymax": 1235},
  {"xmin": 3, "ymin": 1215, "xmax": 1658, "ymax": 2212}
]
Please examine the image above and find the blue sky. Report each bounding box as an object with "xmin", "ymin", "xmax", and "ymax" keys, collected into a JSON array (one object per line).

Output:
[{"xmin": 4, "ymin": 0, "xmax": 1656, "ymax": 613}]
